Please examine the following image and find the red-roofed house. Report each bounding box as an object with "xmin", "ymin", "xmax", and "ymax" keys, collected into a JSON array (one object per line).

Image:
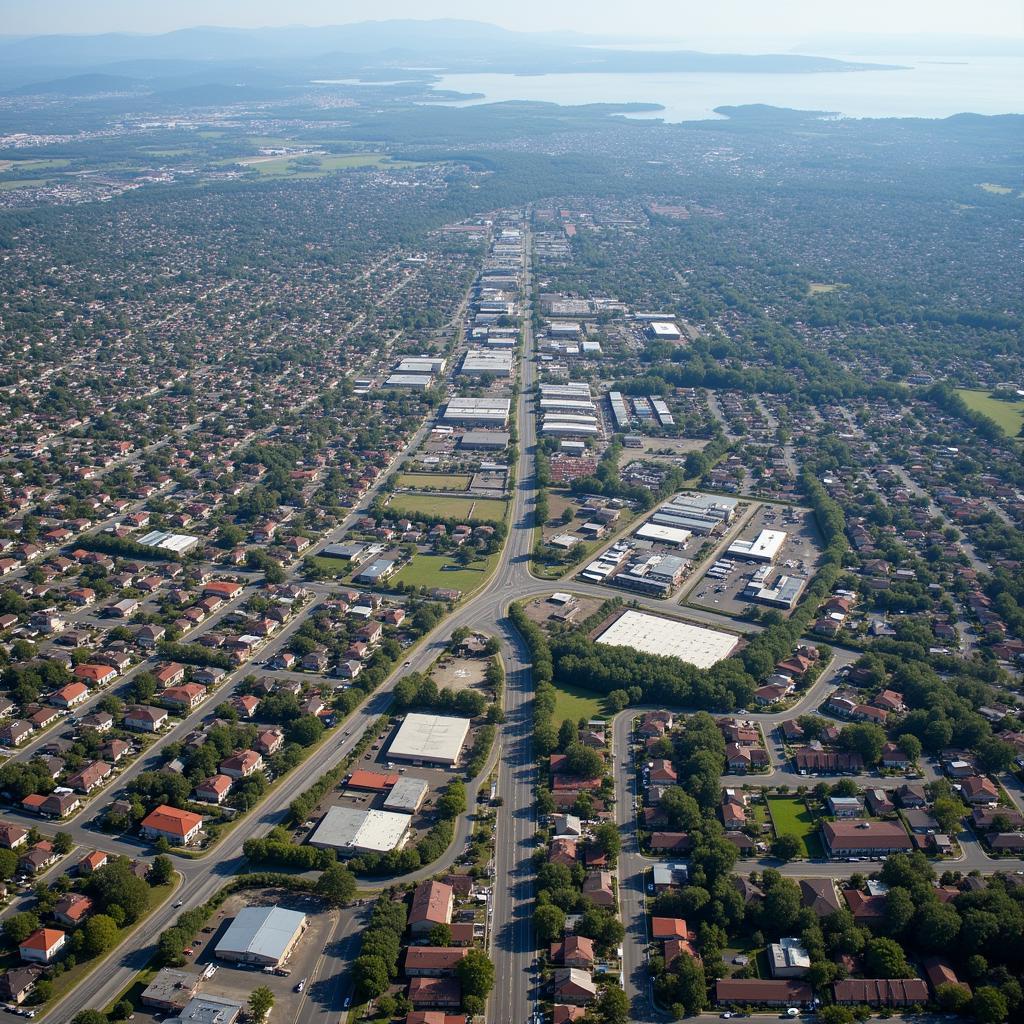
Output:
[{"xmin": 140, "ymin": 805, "xmax": 203, "ymax": 846}]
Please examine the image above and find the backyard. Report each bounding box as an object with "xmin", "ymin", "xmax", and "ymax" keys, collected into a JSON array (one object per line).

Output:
[{"xmin": 766, "ymin": 795, "xmax": 823, "ymax": 858}]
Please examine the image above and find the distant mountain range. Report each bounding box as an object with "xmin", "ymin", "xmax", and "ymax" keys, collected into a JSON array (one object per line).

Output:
[{"xmin": 0, "ymin": 20, "xmax": 903, "ymax": 94}]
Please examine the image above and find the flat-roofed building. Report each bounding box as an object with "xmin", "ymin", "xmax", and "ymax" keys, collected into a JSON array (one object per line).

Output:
[
  {"xmin": 744, "ymin": 574, "xmax": 806, "ymax": 609},
  {"xmin": 388, "ymin": 713, "xmax": 471, "ymax": 767},
  {"xmin": 460, "ymin": 349, "xmax": 513, "ymax": 378},
  {"xmin": 647, "ymin": 321, "xmax": 682, "ymax": 340},
  {"xmin": 635, "ymin": 523, "xmax": 692, "ymax": 547},
  {"xmin": 308, "ymin": 806, "xmax": 410, "ymax": 856},
  {"xmin": 168, "ymin": 994, "xmax": 244, "ymax": 1024},
  {"xmin": 397, "ymin": 357, "xmax": 446, "ymax": 374},
  {"xmin": 136, "ymin": 531, "xmax": 199, "ymax": 554},
  {"xmin": 385, "ymin": 374, "xmax": 433, "ymax": 390},
  {"xmin": 141, "ymin": 967, "xmax": 202, "ymax": 1011},
  {"xmin": 459, "ymin": 430, "xmax": 510, "ymax": 450},
  {"xmin": 728, "ymin": 529, "xmax": 787, "ymax": 563},
  {"xmin": 214, "ymin": 906, "xmax": 307, "ymax": 967},
  {"xmin": 442, "ymin": 397, "xmax": 511, "ymax": 427},
  {"xmin": 384, "ymin": 776, "xmax": 429, "ymax": 814}
]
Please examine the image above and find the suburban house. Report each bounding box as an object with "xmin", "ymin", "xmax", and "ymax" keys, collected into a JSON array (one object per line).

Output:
[
  {"xmin": 195, "ymin": 775, "xmax": 233, "ymax": 804},
  {"xmin": 822, "ymin": 820, "xmax": 912, "ymax": 859},
  {"xmin": 219, "ymin": 750, "xmax": 263, "ymax": 779},
  {"xmin": 409, "ymin": 881, "xmax": 454, "ymax": 936},
  {"xmin": 403, "ymin": 947, "xmax": 468, "ymax": 977},
  {"xmin": 160, "ymin": 683, "xmax": 207, "ymax": 711},
  {"xmin": 49, "ymin": 682, "xmax": 90, "ymax": 708},
  {"xmin": 124, "ymin": 705, "xmax": 168, "ymax": 732},
  {"xmin": 716, "ymin": 979, "xmax": 813, "ymax": 1008},
  {"xmin": 833, "ymin": 979, "xmax": 929, "ymax": 1007},
  {"xmin": 140, "ymin": 805, "xmax": 203, "ymax": 846},
  {"xmin": 19, "ymin": 928, "xmax": 66, "ymax": 964},
  {"xmin": 552, "ymin": 968, "xmax": 597, "ymax": 1006}
]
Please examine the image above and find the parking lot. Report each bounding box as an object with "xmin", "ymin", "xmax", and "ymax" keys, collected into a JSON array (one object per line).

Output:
[
  {"xmin": 688, "ymin": 501, "xmax": 824, "ymax": 618},
  {"xmin": 131, "ymin": 889, "xmax": 339, "ymax": 1024}
]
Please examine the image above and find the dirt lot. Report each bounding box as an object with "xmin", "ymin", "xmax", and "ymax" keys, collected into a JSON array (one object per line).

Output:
[
  {"xmin": 131, "ymin": 888, "xmax": 336, "ymax": 1024},
  {"xmin": 522, "ymin": 592, "xmax": 603, "ymax": 627},
  {"xmin": 432, "ymin": 654, "xmax": 489, "ymax": 693},
  {"xmin": 688, "ymin": 501, "xmax": 825, "ymax": 618},
  {"xmin": 540, "ymin": 489, "xmax": 585, "ymax": 544}
]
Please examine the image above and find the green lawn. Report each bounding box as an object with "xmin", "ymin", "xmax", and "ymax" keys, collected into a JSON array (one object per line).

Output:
[
  {"xmin": 238, "ymin": 153, "xmax": 421, "ymax": 178},
  {"xmin": 955, "ymin": 388, "xmax": 1024, "ymax": 439},
  {"xmin": 766, "ymin": 796, "xmax": 822, "ymax": 858},
  {"xmin": 390, "ymin": 493, "xmax": 508, "ymax": 523},
  {"xmin": 551, "ymin": 680, "xmax": 607, "ymax": 725},
  {"xmin": 396, "ymin": 472, "xmax": 472, "ymax": 492},
  {"xmin": 392, "ymin": 552, "xmax": 499, "ymax": 595}
]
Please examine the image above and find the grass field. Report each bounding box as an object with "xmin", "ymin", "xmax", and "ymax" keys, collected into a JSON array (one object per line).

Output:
[
  {"xmin": 0, "ymin": 178, "xmax": 51, "ymax": 190},
  {"xmin": 239, "ymin": 153, "xmax": 420, "ymax": 178},
  {"xmin": 392, "ymin": 552, "xmax": 498, "ymax": 594},
  {"xmin": 390, "ymin": 493, "xmax": 508, "ymax": 523},
  {"xmin": 808, "ymin": 282, "xmax": 844, "ymax": 294},
  {"xmin": 955, "ymin": 388, "xmax": 1024, "ymax": 439},
  {"xmin": 767, "ymin": 796, "xmax": 822, "ymax": 858},
  {"xmin": 551, "ymin": 680, "xmax": 607, "ymax": 724},
  {"xmin": 396, "ymin": 472, "xmax": 472, "ymax": 492}
]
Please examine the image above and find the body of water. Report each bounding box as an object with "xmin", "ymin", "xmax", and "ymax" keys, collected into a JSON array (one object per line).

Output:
[{"xmin": 424, "ymin": 55, "xmax": 1022, "ymax": 120}]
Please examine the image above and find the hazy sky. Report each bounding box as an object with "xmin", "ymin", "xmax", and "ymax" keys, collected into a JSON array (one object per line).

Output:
[{"xmin": 2, "ymin": 0, "xmax": 1022, "ymax": 43}]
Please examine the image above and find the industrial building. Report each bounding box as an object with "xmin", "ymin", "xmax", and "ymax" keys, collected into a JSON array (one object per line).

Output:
[
  {"xmin": 383, "ymin": 776, "xmax": 430, "ymax": 814},
  {"xmin": 385, "ymin": 373, "xmax": 433, "ymax": 390},
  {"xmin": 646, "ymin": 321, "xmax": 682, "ymax": 340},
  {"xmin": 727, "ymin": 529, "xmax": 786, "ymax": 563},
  {"xmin": 460, "ymin": 349, "xmax": 513, "ymax": 378},
  {"xmin": 308, "ymin": 806, "xmax": 411, "ymax": 855},
  {"xmin": 595, "ymin": 609, "xmax": 738, "ymax": 668},
  {"xmin": 389, "ymin": 712, "xmax": 471, "ymax": 767},
  {"xmin": 608, "ymin": 391, "xmax": 631, "ymax": 431},
  {"xmin": 459, "ymin": 430, "xmax": 510, "ymax": 450},
  {"xmin": 137, "ymin": 530, "xmax": 199, "ymax": 555},
  {"xmin": 634, "ymin": 522, "xmax": 692, "ymax": 547},
  {"xmin": 650, "ymin": 493, "xmax": 738, "ymax": 535},
  {"xmin": 442, "ymin": 397, "xmax": 511, "ymax": 427},
  {"xmin": 744, "ymin": 574, "xmax": 807, "ymax": 609},
  {"xmin": 214, "ymin": 906, "xmax": 307, "ymax": 967},
  {"xmin": 397, "ymin": 356, "xmax": 446, "ymax": 375},
  {"xmin": 541, "ymin": 414, "xmax": 600, "ymax": 438},
  {"xmin": 611, "ymin": 554, "xmax": 689, "ymax": 597}
]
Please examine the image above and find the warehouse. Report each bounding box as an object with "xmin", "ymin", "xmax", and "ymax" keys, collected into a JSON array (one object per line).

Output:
[
  {"xmin": 458, "ymin": 430, "xmax": 510, "ymax": 450},
  {"xmin": 607, "ymin": 391, "xmax": 632, "ymax": 431},
  {"xmin": 460, "ymin": 349, "xmax": 513, "ymax": 378},
  {"xmin": 744, "ymin": 574, "xmax": 807, "ymax": 609},
  {"xmin": 385, "ymin": 373, "xmax": 433, "ymax": 390},
  {"xmin": 542, "ymin": 415, "xmax": 600, "ymax": 438},
  {"xmin": 383, "ymin": 776, "xmax": 430, "ymax": 814},
  {"xmin": 647, "ymin": 321, "xmax": 682, "ymax": 340},
  {"xmin": 728, "ymin": 529, "xmax": 786, "ymax": 563},
  {"xmin": 397, "ymin": 356, "xmax": 446, "ymax": 375},
  {"xmin": 540, "ymin": 382, "xmax": 592, "ymax": 399},
  {"xmin": 137, "ymin": 530, "xmax": 199, "ymax": 554},
  {"xmin": 308, "ymin": 806, "xmax": 411, "ymax": 855},
  {"xmin": 548, "ymin": 321, "xmax": 582, "ymax": 338},
  {"xmin": 389, "ymin": 712, "xmax": 471, "ymax": 767},
  {"xmin": 595, "ymin": 609, "xmax": 738, "ymax": 668},
  {"xmin": 634, "ymin": 522, "xmax": 692, "ymax": 547},
  {"xmin": 442, "ymin": 397, "xmax": 511, "ymax": 427},
  {"xmin": 354, "ymin": 558, "xmax": 398, "ymax": 584},
  {"xmin": 214, "ymin": 906, "xmax": 307, "ymax": 967}
]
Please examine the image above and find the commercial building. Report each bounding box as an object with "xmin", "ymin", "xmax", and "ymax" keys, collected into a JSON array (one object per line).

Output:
[
  {"xmin": 442, "ymin": 397, "xmax": 511, "ymax": 427},
  {"xmin": 647, "ymin": 321, "xmax": 682, "ymax": 340},
  {"xmin": 166, "ymin": 995, "xmax": 243, "ymax": 1024},
  {"xmin": 137, "ymin": 530, "xmax": 199, "ymax": 554},
  {"xmin": 460, "ymin": 349, "xmax": 513, "ymax": 378},
  {"xmin": 595, "ymin": 610, "xmax": 738, "ymax": 669},
  {"xmin": 214, "ymin": 906, "xmax": 307, "ymax": 967},
  {"xmin": 728, "ymin": 529, "xmax": 786, "ymax": 563},
  {"xmin": 634, "ymin": 522, "xmax": 692, "ymax": 547},
  {"xmin": 768, "ymin": 938, "xmax": 811, "ymax": 977},
  {"xmin": 385, "ymin": 374, "xmax": 433, "ymax": 390},
  {"xmin": 354, "ymin": 558, "xmax": 398, "ymax": 585},
  {"xmin": 743, "ymin": 574, "xmax": 806, "ymax": 609},
  {"xmin": 397, "ymin": 357, "xmax": 446, "ymax": 375},
  {"xmin": 141, "ymin": 967, "xmax": 202, "ymax": 1011},
  {"xmin": 458, "ymin": 430, "xmax": 510, "ymax": 450},
  {"xmin": 541, "ymin": 415, "xmax": 600, "ymax": 438},
  {"xmin": 308, "ymin": 806, "xmax": 410, "ymax": 855},
  {"xmin": 383, "ymin": 776, "xmax": 429, "ymax": 814},
  {"xmin": 822, "ymin": 820, "xmax": 912, "ymax": 859},
  {"xmin": 650, "ymin": 493, "xmax": 738, "ymax": 535},
  {"xmin": 389, "ymin": 712, "xmax": 471, "ymax": 767}
]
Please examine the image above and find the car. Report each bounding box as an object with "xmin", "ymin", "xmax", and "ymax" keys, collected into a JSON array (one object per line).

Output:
[
  {"xmin": 786, "ymin": 1010, "xmax": 800, "ymax": 1018},
  {"xmin": 173, "ymin": 900, "xmax": 184, "ymax": 908},
  {"xmin": 183, "ymin": 948, "xmax": 193, "ymax": 956},
  {"xmin": 721, "ymin": 1014, "xmax": 733, "ymax": 1020},
  {"xmin": 343, "ymin": 998, "xmax": 351, "ymax": 1010},
  {"xmin": 295, "ymin": 978, "xmax": 306, "ymax": 993}
]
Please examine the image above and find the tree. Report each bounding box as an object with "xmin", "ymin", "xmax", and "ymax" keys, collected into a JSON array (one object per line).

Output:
[
  {"xmin": 971, "ymin": 986, "xmax": 1009, "ymax": 1024},
  {"xmin": 85, "ymin": 858, "xmax": 151, "ymax": 924},
  {"xmin": 935, "ymin": 982, "xmax": 972, "ymax": 1013},
  {"xmin": 864, "ymin": 937, "xmax": 912, "ymax": 978},
  {"xmin": 53, "ymin": 831, "xmax": 74, "ymax": 855},
  {"xmin": 558, "ymin": 719, "xmax": 577, "ymax": 752},
  {"xmin": 428, "ymin": 923, "xmax": 453, "ymax": 947},
  {"xmin": 771, "ymin": 834, "xmax": 802, "ymax": 861},
  {"xmin": 249, "ymin": 985, "xmax": 275, "ymax": 1023},
  {"xmin": 839, "ymin": 723, "xmax": 887, "ymax": 765},
  {"xmin": 0, "ymin": 848, "xmax": 18, "ymax": 880},
  {"xmin": 148, "ymin": 855, "xmax": 174, "ymax": 886},
  {"xmin": 932, "ymin": 795, "xmax": 966, "ymax": 835},
  {"xmin": 3, "ymin": 911, "xmax": 40, "ymax": 945},
  {"xmin": 577, "ymin": 904, "xmax": 624, "ymax": 955},
  {"xmin": 287, "ymin": 714, "xmax": 324, "ymax": 747},
  {"xmin": 896, "ymin": 732, "xmax": 922, "ymax": 764},
  {"xmin": 72, "ymin": 1013, "xmax": 108, "ymax": 1024},
  {"xmin": 437, "ymin": 780, "xmax": 468, "ymax": 820},
  {"xmin": 354, "ymin": 954, "xmax": 389, "ymax": 999},
  {"xmin": 817, "ymin": 1007, "xmax": 855, "ymax": 1024},
  {"xmin": 83, "ymin": 914, "xmax": 119, "ymax": 957},
  {"xmin": 593, "ymin": 984, "xmax": 629, "ymax": 1024},
  {"xmin": 534, "ymin": 904, "xmax": 566, "ymax": 944},
  {"xmin": 914, "ymin": 900, "xmax": 961, "ymax": 950},
  {"xmin": 456, "ymin": 949, "xmax": 495, "ymax": 1001},
  {"xmin": 564, "ymin": 743, "xmax": 604, "ymax": 779},
  {"xmin": 592, "ymin": 822, "xmax": 621, "ymax": 864},
  {"xmin": 316, "ymin": 862, "xmax": 357, "ymax": 907},
  {"xmin": 883, "ymin": 886, "xmax": 915, "ymax": 938}
]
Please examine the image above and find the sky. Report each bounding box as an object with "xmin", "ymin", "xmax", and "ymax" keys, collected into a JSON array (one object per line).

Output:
[{"xmin": 1, "ymin": 0, "xmax": 1022, "ymax": 44}]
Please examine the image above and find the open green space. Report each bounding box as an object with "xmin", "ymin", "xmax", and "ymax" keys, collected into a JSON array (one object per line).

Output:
[
  {"xmin": 237, "ymin": 152, "xmax": 422, "ymax": 178},
  {"xmin": 390, "ymin": 493, "xmax": 508, "ymax": 523},
  {"xmin": 955, "ymin": 388, "xmax": 1024, "ymax": 439},
  {"xmin": 766, "ymin": 796, "xmax": 822, "ymax": 858},
  {"xmin": 396, "ymin": 471, "xmax": 472, "ymax": 491},
  {"xmin": 551, "ymin": 679, "xmax": 607, "ymax": 724},
  {"xmin": 0, "ymin": 178, "xmax": 51, "ymax": 190},
  {"xmin": 392, "ymin": 551, "xmax": 498, "ymax": 595},
  {"xmin": 807, "ymin": 282, "xmax": 845, "ymax": 294}
]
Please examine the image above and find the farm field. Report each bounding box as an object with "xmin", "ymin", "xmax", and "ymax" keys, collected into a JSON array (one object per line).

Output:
[
  {"xmin": 390, "ymin": 493, "xmax": 508, "ymax": 523},
  {"xmin": 766, "ymin": 796, "xmax": 823, "ymax": 858},
  {"xmin": 955, "ymin": 388, "xmax": 1024, "ymax": 439},
  {"xmin": 391, "ymin": 552, "xmax": 498, "ymax": 594},
  {"xmin": 396, "ymin": 472, "xmax": 472, "ymax": 491}
]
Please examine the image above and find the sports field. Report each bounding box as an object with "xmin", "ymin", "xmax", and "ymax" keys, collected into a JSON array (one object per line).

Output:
[
  {"xmin": 390, "ymin": 493, "xmax": 507, "ymax": 523},
  {"xmin": 396, "ymin": 472, "xmax": 471, "ymax": 492},
  {"xmin": 767, "ymin": 796, "xmax": 822, "ymax": 858},
  {"xmin": 954, "ymin": 388, "xmax": 1024, "ymax": 439},
  {"xmin": 391, "ymin": 552, "xmax": 498, "ymax": 595}
]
